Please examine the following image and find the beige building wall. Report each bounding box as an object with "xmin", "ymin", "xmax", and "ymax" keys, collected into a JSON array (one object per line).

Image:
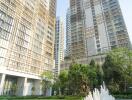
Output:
[
  {"xmin": 0, "ymin": 0, "xmax": 56, "ymax": 76},
  {"xmin": 0, "ymin": 0, "xmax": 56, "ymax": 96}
]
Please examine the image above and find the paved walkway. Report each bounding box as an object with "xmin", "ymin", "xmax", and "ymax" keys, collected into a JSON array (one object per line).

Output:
[{"xmin": 116, "ymin": 99, "xmax": 132, "ymax": 100}]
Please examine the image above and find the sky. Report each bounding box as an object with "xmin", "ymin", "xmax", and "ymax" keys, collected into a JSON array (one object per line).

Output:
[
  {"xmin": 119, "ymin": 0, "xmax": 132, "ymax": 43},
  {"xmin": 57, "ymin": 0, "xmax": 132, "ymax": 44}
]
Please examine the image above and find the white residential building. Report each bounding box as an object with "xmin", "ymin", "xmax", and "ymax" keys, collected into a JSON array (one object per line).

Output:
[{"xmin": 54, "ymin": 17, "xmax": 64, "ymax": 75}]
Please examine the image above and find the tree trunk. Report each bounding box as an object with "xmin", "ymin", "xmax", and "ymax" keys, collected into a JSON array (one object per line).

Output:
[{"xmin": 124, "ymin": 79, "xmax": 127, "ymax": 92}]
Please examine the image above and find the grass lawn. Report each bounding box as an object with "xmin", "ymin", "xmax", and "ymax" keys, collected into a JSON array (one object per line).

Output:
[
  {"xmin": 0, "ymin": 99, "xmax": 66, "ymax": 100},
  {"xmin": 0, "ymin": 96, "xmax": 83, "ymax": 100},
  {"xmin": 0, "ymin": 98, "xmax": 82, "ymax": 100}
]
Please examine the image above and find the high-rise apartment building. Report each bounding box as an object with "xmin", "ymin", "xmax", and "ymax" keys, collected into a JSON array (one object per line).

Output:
[
  {"xmin": 68, "ymin": 0, "xmax": 131, "ymax": 59},
  {"xmin": 0, "ymin": 0, "xmax": 56, "ymax": 96},
  {"xmin": 54, "ymin": 17, "xmax": 64, "ymax": 75},
  {"xmin": 70, "ymin": 0, "xmax": 86, "ymax": 59},
  {"xmin": 66, "ymin": 9, "xmax": 71, "ymax": 57}
]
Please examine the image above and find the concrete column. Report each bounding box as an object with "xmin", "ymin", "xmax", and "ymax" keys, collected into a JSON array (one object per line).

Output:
[
  {"xmin": 23, "ymin": 77, "xmax": 28, "ymax": 96},
  {"xmin": 16, "ymin": 77, "xmax": 28, "ymax": 96},
  {"xmin": 34, "ymin": 80, "xmax": 42, "ymax": 95},
  {"xmin": 0, "ymin": 74, "xmax": 6, "ymax": 95}
]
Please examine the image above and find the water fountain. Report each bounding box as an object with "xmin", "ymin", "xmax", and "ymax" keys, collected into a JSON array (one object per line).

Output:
[{"xmin": 84, "ymin": 83, "xmax": 115, "ymax": 100}]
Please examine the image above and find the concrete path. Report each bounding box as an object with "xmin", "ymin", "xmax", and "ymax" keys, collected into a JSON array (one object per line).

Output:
[{"xmin": 116, "ymin": 99, "xmax": 132, "ymax": 100}]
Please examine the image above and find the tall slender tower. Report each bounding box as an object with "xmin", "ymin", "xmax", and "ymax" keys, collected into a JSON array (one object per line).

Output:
[
  {"xmin": 66, "ymin": 9, "xmax": 71, "ymax": 57},
  {"xmin": 54, "ymin": 17, "xmax": 64, "ymax": 75},
  {"xmin": 68, "ymin": 0, "xmax": 131, "ymax": 59},
  {"xmin": 0, "ymin": 0, "xmax": 56, "ymax": 96}
]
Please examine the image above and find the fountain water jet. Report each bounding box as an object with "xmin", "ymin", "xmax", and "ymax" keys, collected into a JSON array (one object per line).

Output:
[{"xmin": 84, "ymin": 83, "xmax": 115, "ymax": 100}]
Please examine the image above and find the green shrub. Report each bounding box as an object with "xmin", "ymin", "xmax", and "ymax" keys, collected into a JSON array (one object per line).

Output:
[{"xmin": 114, "ymin": 94, "xmax": 132, "ymax": 99}]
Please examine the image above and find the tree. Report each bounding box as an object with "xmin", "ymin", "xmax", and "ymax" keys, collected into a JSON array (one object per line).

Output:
[
  {"xmin": 68, "ymin": 64, "xmax": 90, "ymax": 96},
  {"xmin": 52, "ymin": 70, "xmax": 68, "ymax": 96},
  {"xmin": 41, "ymin": 70, "xmax": 54, "ymax": 80},
  {"xmin": 87, "ymin": 65, "xmax": 97, "ymax": 90},
  {"xmin": 52, "ymin": 79, "xmax": 60, "ymax": 95},
  {"xmin": 41, "ymin": 80, "xmax": 52, "ymax": 96},
  {"xmin": 102, "ymin": 48, "xmax": 132, "ymax": 92},
  {"xmin": 53, "ymin": 63, "xmax": 107, "ymax": 96},
  {"xmin": 90, "ymin": 59, "xmax": 96, "ymax": 67},
  {"xmin": 41, "ymin": 71, "xmax": 53, "ymax": 96},
  {"xmin": 89, "ymin": 60, "xmax": 103, "ymax": 89},
  {"xmin": 96, "ymin": 64, "xmax": 103, "ymax": 86},
  {"xmin": 59, "ymin": 70, "xmax": 68, "ymax": 95}
]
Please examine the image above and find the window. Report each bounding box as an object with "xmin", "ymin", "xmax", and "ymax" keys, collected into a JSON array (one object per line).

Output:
[
  {"xmin": 0, "ymin": 57, "xmax": 5, "ymax": 65},
  {"xmin": 0, "ymin": 47, "xmax": 7, "ymax": 57},
  {"xmin": 0, "ymin": 30, "xmax": 10, "ymax": 40},
  {"xmin": 6, "ymin": 15, "xmax": 13, "ymax": 24}
]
